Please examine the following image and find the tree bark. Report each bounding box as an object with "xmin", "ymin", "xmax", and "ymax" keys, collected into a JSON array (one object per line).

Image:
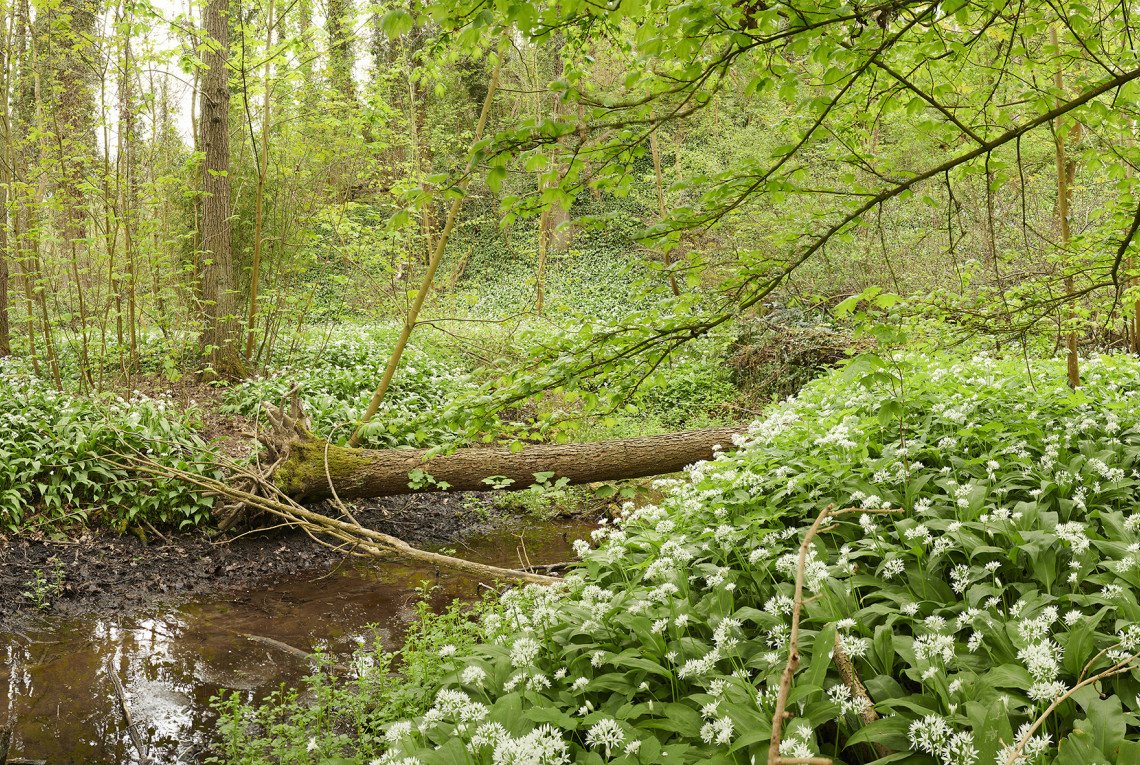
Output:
[
  {"xmin": 265, "ymin": 401, "xmax": 745, "ymax": 500},
  {"xmin": 326, "ymin": 0, "xmax": 354, "ymax": 104},
  {"xmin": 199, "ymin": 0, "xmax": 246, "ymax": 380},
  {"xmin": 0, "ymin": 37, "xmax": 7, "ymax": 359}
]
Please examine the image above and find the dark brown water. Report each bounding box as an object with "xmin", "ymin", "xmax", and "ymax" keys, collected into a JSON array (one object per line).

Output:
[{"xmin": 0, "ymin": 519, "xmax": 591, "ymax": 764}]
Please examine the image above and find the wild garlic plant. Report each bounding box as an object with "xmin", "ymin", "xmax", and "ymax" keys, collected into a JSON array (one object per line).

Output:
[
  {"xmin": 0, "ymin": 356, "xmax": 220, "ymax": 531},
  {"xmin": 246, "ymin": 352, "xmax": 1140, "ymax": 764}
]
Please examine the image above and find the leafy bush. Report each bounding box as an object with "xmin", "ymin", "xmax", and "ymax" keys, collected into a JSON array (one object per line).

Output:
[
  {"xmin": 0, "ymin": 356, "xmax": 220, "ymax": 531},
  {"xmin": 357, "ymin": 351, "xmax": 1140, "ymax": 764},
  {"xmin": 456, "ymin": 243, "xmax": 675, "ymax": 321},
  {"xmin": 632, "ymin": 338, "xmax": 736, "ymax": 429}
]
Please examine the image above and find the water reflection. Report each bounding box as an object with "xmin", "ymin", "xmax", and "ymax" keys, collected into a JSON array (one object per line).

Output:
[{"xmin": 0, "ymin": 519, "xmax": 591, "ymax": 763}]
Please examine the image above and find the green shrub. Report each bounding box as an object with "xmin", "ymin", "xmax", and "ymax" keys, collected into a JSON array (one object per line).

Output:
[
  {"xmin": 208, "ymin": 590, "xmax": 503, "ymax": 764},
  {"xmin": 220, "ymin": 325, "xmax": 474, "ymax": 449}
]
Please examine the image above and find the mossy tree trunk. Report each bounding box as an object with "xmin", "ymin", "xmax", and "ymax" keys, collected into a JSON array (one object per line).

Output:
[{"xmin": 263, "ymin": 400, "xmax": 745, "ymax": 501}]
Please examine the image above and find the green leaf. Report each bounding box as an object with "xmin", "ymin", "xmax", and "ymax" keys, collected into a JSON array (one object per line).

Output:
[
  {"xmin": 380, "ymin": 9, "xmax": 414, "ymax": 39},
  {"xmin": 1072, "ymin": 687, "xmax": 1125, "ymax": 759},
  {"xmin": 844, "ymin": 714, "xmax": 912, "ymax": 751},
  {"xmin": 1053, "ymin": 729, "xmax": 1108, "ymax": 765},
  {"xmin": 841, "ymin": 353, "xmax": 886, "ymax": 383},
  {"xmin": 524, "ymin": 706, "xmax": 580, "ymax": 730}
]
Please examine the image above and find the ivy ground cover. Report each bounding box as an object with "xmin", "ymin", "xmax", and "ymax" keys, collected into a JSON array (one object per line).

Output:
[{"xmin": 360, "ymin": 352, "xmax": 1140, "ymax": 765}]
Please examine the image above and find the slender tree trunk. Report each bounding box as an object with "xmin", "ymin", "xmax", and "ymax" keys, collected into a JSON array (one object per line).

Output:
[
  {"xmin": 348, "ymin": 51, "xmax": 503, "ymax": 446},
  {"xmin": 118, "ymin": 1, "xmax": 138, "ymax": 372},
  {"xmin": 0, "ymin": 26, "xmax": 9, "ymax": 357},
  {"xmin": 650, "ymin": 120, "xmax": 681, "ymax": 296},
  {"xmin": 44, "ymin": 0, "xmax": 97, "ymax": 385},
  {"xmin": 326, "ymin": 0, "xmax": 353, "ymax": 103},
  {"xmin": 1052, "ymin": 25, "xmax": 1079, "ymax": 388},
  {"xmin": 245, "ymin": 0, "xmax": 273, "ymax": 359},
  {"xmin": 199, "ymin": 0, "xmax": 246, "ymax": 380},
  {"xmin": 298, "ymin": 0, "xmax": 315, "ymax": 115},
  {"xmin": 16, "ymin": 253, "xmax": 37, "ymax": 372},
  {"xmin": 536, "ymin": 207, "xmax": 548, "ymax": 315},
  {"xmin": 546, "ymin": 36, "xmax": 573, "ymax": 253}
]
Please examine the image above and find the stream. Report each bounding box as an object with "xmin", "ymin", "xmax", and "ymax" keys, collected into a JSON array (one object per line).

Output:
[{"xmin": 0, "ymin": 519, "xmax": 592, "ymax": 764}]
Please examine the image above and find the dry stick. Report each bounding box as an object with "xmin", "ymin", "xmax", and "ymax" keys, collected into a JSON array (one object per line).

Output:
[
  {"xmin": 108, "ymin": 670, "xmax": 151, "ymax": 764},
  {"xmin": 832, "ymin": 632, "xmax": 892, "ymax": 760},
  {"xmin": 767, "ymin": 505, "xmax": 903, "ymax": 765},
  {"xmin": 1003, "ymin": 649, "xmax": 1140, "ymax": 765},
  {"xmin": 349, "ymin": 49, "xmax": 504, "ymax": 447},
  {"xmin": 104, "ymin": 454, "xmax": 557, "ymax": 586},
  {"xmin": 240, "ymin": 632, "xmax": 352, "ymax": 675},
  {"xmin": 324, "ymin": 424, "xmax": 360, "ymax": 526}
]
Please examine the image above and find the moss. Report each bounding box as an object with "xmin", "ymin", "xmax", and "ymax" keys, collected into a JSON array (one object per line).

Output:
[{"xmin": 273, "ymin": 438, "xmax": 373, "ymax": 498}]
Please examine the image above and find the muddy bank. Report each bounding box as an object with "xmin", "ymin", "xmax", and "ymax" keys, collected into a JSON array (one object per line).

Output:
[{"xmin": 0, "ymin": 491, "xmax": 565, "ymax": 626}]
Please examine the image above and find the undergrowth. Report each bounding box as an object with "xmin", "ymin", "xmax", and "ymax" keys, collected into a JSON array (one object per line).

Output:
[
  {"xmin": 220, "ymin": 323, "xmax": 737, "ymax": 449},
  {"xmin": 0, "ymin": 356, "xmax": 220, "ymax": 532},
  {"xmin": 215, "ymin": 350, "xmax": 1140, "ymax": 764},
  {"xmin": 207, "ymin": 589, "xmax": 503, "ymax": 764}
]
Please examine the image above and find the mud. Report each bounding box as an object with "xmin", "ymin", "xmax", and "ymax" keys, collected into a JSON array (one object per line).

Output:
[{"xmin": 0, "ymin": 491, "xmax": 557, "ymax": 625}]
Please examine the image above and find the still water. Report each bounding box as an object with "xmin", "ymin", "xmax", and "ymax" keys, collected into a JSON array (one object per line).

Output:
[{"xmin": 0, "ymin": 519, "xmax": 591, "ymax": 763}]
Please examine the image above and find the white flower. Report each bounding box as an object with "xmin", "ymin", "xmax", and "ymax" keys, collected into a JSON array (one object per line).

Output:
[
  {"xmin": 386, "ymin": 721, "xmax": 412, "ymax": 743},
  {"xmin": 881, "ymin": 558, "xmax": 905, "ymax": 580},
  {"xmin": 510, "ymin": 636, "xmax": 541, "ymax": 668},
  {"xmin": 585, "ymin": 718, "xmax": 625, "ymax": 757},
  {"xmin": 461, "ymin": 665, "xmax": 487, "ymax": 686}
]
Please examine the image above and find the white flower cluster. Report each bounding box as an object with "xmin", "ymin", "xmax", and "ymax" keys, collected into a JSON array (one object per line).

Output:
[
  {"xmin": 775, "ymin": 546, "xmax": 829, "ymax": 590},
  {"xmin": 1018, "ymin": 640, "xmax": 1067, "ymax": 702},
  {"xmin": 469, "ymin": 721, "xmax": 570, "ymax": 765},
  {"xmin": 993, "ymin": 722, "xmax": 1052, "ymax": 765},
  {"xmin": 828, "ymin": 683, "xmax": 870, "ymax": 717},
  {"xmin": 907, "ymin": 714, "xmax": 979, "ymax": 765}
]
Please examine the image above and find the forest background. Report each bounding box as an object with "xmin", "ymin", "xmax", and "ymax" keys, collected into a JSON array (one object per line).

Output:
[
  {"xmin": 7, "ymin": 3, "xmax": 1140, "ymax": 764},
  {"xmin": 3, "ymin": 0, "xmax": 1138, "ymax": 406}
]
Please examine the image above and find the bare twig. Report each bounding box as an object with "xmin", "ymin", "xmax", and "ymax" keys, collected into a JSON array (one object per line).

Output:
[
  {"xmin": 323, "ymin": 423, "xmax": 360, "ymax": 526},
  {"xmin": 767, "ymin": 505, "xmax": 904, "ymax": 765},
  {"xmin": 833, "ymin": 632, "xmax": 892, "ymax": 760},
  {"xmin": 98, "ymin": 452, "xmax": 558, "ymax": 586},
  {"xmin": 108, "ymin": 670, "xmax": 151, "ymax": 764},
  {"xmin": 240, "ymin": 632, "xmax": 352, "ymax": 675},
  {"xmin": 1004, "ymin": 649, "xmax": 1140, "ymax": 765}
]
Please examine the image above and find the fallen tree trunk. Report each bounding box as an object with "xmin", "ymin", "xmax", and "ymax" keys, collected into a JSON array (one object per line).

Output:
[{"xmin": 262, "ymin": 400, "xmax": 746, "ymax": 501}]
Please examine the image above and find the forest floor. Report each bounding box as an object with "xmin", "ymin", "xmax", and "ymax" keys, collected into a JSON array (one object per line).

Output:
[{"xmin": 0, "ymin": 489, "xmax": 524, "ymax": 626}]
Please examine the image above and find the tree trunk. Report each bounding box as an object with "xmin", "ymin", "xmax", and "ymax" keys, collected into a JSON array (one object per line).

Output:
[
  {"xmin": 1052, "ymin": 24, "xmax": 1079, "ymax": 389},
  {"xmin": 199, "ymin": 0, "xmax": 246, "ymax": 380},
  {"xmin": 0, "ymin": 37, "xmax": 7, "ymax": 358},
  {"xmin": 327, "ymin": 0, "xmax": 354, "ymax": 104},
  {"xmin": 265, "ymin": 401, "xmax": 745, "ymax": 501}
]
